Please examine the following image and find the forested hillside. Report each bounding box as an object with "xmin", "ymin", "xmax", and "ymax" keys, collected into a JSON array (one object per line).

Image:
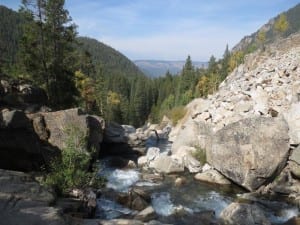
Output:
[
  {"xmin": 77, "ymin": 37, "xmax": 145, "ymax": 78},
  {"xmin": 0, "ymin": 5, "xmax": 153, "ymax": 127},
  {"xmin": 0, "ymin": 6, "xmax": 24, "ymax": 71},
  {"xmin": 1, "ymin": 2, "xmax": 300, "ymax": 128},
  {"xmin": 232, "ymin": 3, "xmax": 300, "ymax": 53}
]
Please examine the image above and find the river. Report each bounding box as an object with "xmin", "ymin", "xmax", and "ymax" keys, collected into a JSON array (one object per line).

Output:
[{"xmin": 96, "ymin": 138, "xmax": 299, "ymax": 224}]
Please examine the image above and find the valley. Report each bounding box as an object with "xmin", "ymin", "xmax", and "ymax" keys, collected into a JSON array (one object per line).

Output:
[{"xmin": 0, "ymin": 1, "xmax": 300, "ymax": 225}]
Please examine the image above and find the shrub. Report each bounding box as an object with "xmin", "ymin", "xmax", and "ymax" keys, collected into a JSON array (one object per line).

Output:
[
  {"xmin": 167, "ymin": 106, "xmax": 187, "ymax": 125},
  {"xmin": 192, "ymin": 147, "xmax": 207, "ymax": 165},
  {"xmin": 44, "ymin": 124, "xmax": 105, "ymax": 195}
]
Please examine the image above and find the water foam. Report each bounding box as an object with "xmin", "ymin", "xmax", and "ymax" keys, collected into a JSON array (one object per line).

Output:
[
  {"xmin": 151, "ymin": 192, "xmax": 175, "ymax": 216},
  {"xmin": 105, "ymin": 169, "xmax": 140, "ymax": 192},
  {"xmin": 96, "ymin": 197, "xmax": 133, "ymax": 219},
  {"xmin": 194, "ymin": 191, "xmax": 232, "ymax": 216}
]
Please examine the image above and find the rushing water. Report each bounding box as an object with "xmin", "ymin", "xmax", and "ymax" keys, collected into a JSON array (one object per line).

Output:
[{"xmin": 97, "ymin": 139, "xmax": 299, "ymax": 224}]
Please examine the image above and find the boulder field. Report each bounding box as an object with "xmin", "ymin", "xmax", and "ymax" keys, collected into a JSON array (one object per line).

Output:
[{"xmin": 170, "ymin": 34, "xmax": 300, "ymax": 194}]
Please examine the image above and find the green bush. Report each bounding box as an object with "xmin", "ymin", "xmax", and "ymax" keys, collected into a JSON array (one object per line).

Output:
[
  {"xmin": 44, "ymin": 124, "xmax": 105, "ymax": 195},
  {"xmin": 192, "ymin": 147, "xmax": 207, "ymax": 165},
  {"xmin": 167, "ymin": 106, "xmax": 187, "ymax": 125}
]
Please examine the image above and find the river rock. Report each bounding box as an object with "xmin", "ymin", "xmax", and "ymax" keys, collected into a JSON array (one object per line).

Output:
[
  {"xmin": 183, "ymin": 154, "xmax": 202, "ymax": 173},
  {"xmin": 283, "ymin": 103, "xmax": 300, "ymax": 145},
  {"xmin": 134, "ymin": 206, "xmax": 157, "ymax": 222},
  {"xmin": 0, "ymin": 169, "xmax": 66, "ymax": 225},
  {"xmin": 122, "ymin": 125, "xmax": 136, "ymax": 134},
  {"xmin": 104, "ymin": 121, "xmax": 126, "ymax": 143},
  {"xmin": 117, "ymin": 188, "xmax": 150, "ymax": 211},
  {"xmin": 207, "ymin": 117, "xmax": 290, "ymax": 191},
  {"xmin": 141, "ymin": 173, "xmax": 164, "ymax": 184},
  {"xmin": 174, "ymin": 177, "xmax": 187, "ymax": 187},
  {"xmin": 83, "ymin": 219, "xmax": 144, "ymax": 225},
  {"xmin": 194, "ymin": 169, "xmax": 231, "ymax": 185},
  {"xmin": 220, "ymin": 202, "xmax": 271, "ymax": 225},
  {"xmin": 149, "ymin": 155, "xmax": 184, "ymax": 174},
  {"xmin": 103, "ymin": 122, "xmax": 148, "ymax": 156},
  {"xmin": 138, "ymin": 156, "xmax": 148, "ymax": 167},
  {"xmin": 137, "ymin": 147, "xmax": 161, "ymax": 168},
  {"xmin": 282, "ymin": 217, "xmax": 300, "ymax": 225},
  {"xmin": 131, "ymin": 196, "xmax": 149, "ymax": 211},
  {"xmin": 83, "ymin": 219, "xmax": 171, "ymax": 225},
  {"xmin": 147, "ymin": 147, "xmax": 161, "ymax": 161},
  {"xmin": 202, "ymin": 163, "xmax": 212, "ymax": 172},
  {"xmin": 172, "ymin": 146, "xmax": 200, "ymax": 173}
]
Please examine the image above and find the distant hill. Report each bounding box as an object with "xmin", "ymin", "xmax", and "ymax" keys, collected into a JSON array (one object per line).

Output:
[
  {"xmin": 77, "ymin": 37, "xmax": 145, "ymax": 78},
  {"xmin": 134, "ymin": 60, "xmax": 207, "ymax": 77},
  {"xmin": 0, "ymin": 5, "xmax": 145, "ymax": 79},
  {"xmin": 233, "ymin": 3, "xmax": 300, "ymax": 53}
]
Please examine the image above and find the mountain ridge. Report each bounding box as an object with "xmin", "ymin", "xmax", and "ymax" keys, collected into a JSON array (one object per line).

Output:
[
  {"xmin": 232, "ymin": 3, "xmax": 300, "ymax": 53},
  {"xmin": 134, "ymin": 60, "xmax": 207, "ymax": 77},
  {"xmin": 77, "ymin": 36, "xmax": 145, "ymax": 78}
]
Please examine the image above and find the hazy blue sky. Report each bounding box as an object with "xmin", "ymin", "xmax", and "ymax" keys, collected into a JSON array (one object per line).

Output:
[{"xmin": 1, "ymin": 0, "xmax": 299, "ymax": 61}]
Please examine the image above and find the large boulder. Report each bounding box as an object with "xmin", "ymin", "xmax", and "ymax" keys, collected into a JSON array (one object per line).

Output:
[
  {"xmin": 171, "ymin": 119, "xmax": 212, "ymax": 154},
  {"xmin": 0, "ymin": 108, "xmax": 104, "ymax": 172},
  {"xmin": 38, "ymin": 108, "xmax": 104, "ymax": 153},
  {"xmin": 207, "ymin": 117, "xmax": 290, "ymax": 191},
  {"xmin": 116, "ymin": 187, "xmax": 151, "ymax": 211},
  {"xmin": 149, "ymin": 155, "xmax": 184, "ymax": 174},
  {"xmin": 0, "ymin": 169, "xmax": 66, "ymax": 225},
  {"xmin": 0, "ymin": 109, "xmax": 46, "ymax": 171},
  {"xmin": 102, "ymin": 122, "xmax": 148, "ymax": 156},
  {"xmin": 220, "ymin": 203, "xmax": 271, "ymax": 225},
  {"xmin": 104, "ymin": 122, "xmax": 126, "ymax": 143}
]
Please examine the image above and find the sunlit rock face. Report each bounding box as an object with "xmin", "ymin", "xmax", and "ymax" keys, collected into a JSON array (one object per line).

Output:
[
  {"xmin": 207, "ymin": 117, "xmax": 290, "ymax": 191},
  {"xmin": 171, "ymin": 34, "xmax": 300, "ymax": 191}
]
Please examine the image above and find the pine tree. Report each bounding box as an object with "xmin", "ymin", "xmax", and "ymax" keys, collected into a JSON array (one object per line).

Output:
[
  {"xmin": 257, "ymin": 30, "xmax": 266, "ymax": 47},
  {"xmin": 177, "ymin": 55, "xmax": 195, "ymax": 104},
  {"xmin": 19, "ymin": 0, "xmax": 78, "ymax": 108},
  {"xmin": 220, "ymin": 45, "xmax": 230, "ymax": 79}
]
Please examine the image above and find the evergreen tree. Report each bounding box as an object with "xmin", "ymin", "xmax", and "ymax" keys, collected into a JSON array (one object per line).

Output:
[
  {"xmin": 256, "ymin": 30, "xmax": 266, "ymax": 50},
  {"xmin": 220, "ymin": 45, "xmax": 230, "ymax": 79},
  {"xmin": 19, "ymin": 0, "xmax": 78, "ymax": 108},
  {"xmin": 207, "ymin": 55, "xmax": 217, "ymax": 74},
  {"xmin": 177, "ymin": 55, "xmax": 195, "ymax": 104}
]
